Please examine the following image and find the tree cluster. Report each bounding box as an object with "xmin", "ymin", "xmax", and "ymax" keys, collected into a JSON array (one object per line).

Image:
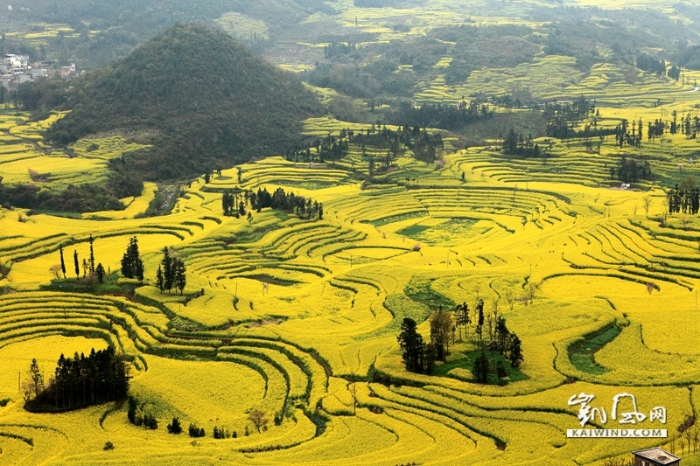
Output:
[
  {"xmin": 222, "ymin": 190, "xmax": 247, "ymax": 217},
  {"xmin": 391, "ymin": 100, "xmax": 494, "ymax": 131},
  {"xmin": 350, "ymin": 124, "xmax": 444, "ymax": 165},
  {"xmin": 636, "ymin": 53, "xmax": 667, "ymax": 75},
  {"xmin": 287, "ymin": 134, "xmax": 349, "ymax": 163},
  {"xmin": 396, "ymin": 310, "xmax": 452, "ymax": 376},
  {"xmin": 502, "ymin": 128, "xmax": 541, "ymax": 158},
  {"xmin": 24, "ymin": 347, "xmax": 129, "ymax": 411},
  {"xmin": 611, "ymin": 157, "xmax": 653, "ymax": 183},
  {"xmin": 156, "ymin": 247, "xmax": 186, "ymax": 294},
  {"xmin": 248, "ymin": 187, "xmax": 323, "ymax": 220},
  {"xmin": 16, "ymin": 75, "xmax": 68, "ymax": 114},
  {"xmin": 121, "ymin": 236, "xmax": 144, "ymax": 280},
  {"xmin": 285, "ymin": 123, "xmax": 443, "ymax": 167},
  {"xmin": 471, "ymin": 301, "xmax": 523, "ymax": 385},
  {"xmin": 324, "ymin": 41, "xmax": 356, "ymax": 59},
  {"xmin": 542, "ymin": 95, "xmax": 597, "ymax": 140}
]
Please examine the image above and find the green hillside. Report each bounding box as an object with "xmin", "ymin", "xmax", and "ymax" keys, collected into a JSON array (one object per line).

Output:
[{"xmin": 45, "ymin": 23, "xmax": 324, "ymax": 180}]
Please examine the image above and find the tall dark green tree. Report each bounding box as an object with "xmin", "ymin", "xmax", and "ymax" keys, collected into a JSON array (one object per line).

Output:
[
  {"xmin": 455, "ymin": 302, "xmax": 469, "ymax": 341},
  {"xmin": 96, "ymin": 263, "xmax": 105, "ymax": 284},
  {"xmin": 429, "ymin": 309, "xmax": 453, "ymax": 361},
  {"xmin": 73, "ymin": 250, "xmax": 79, "ymax": 279},
  {"xmin": 174, "ymin": 259, "xmax": 186, "ymax": 295},
  {"xmin": 422, "ymin": 342, "xmax": 437, "ymax": 375},
  {"xmin": 495, "ymin": 317, "xmax": 510, "ymax": 353},
  {"xmin": 476, "ymin": 298, "xmax": 484, "ymax": 344},
  {"xmin": 508, "ymin": 333, "xmax": 524, "ymax": 368},
  {"xmin": 473, "ymin": 351, "xmax": 490, "ymax": 384},
  {"xmin": 222, "ymin": 191, "xmax": 234, "ymax": 215},
  {"xmin": 88, "ymin": 234, "xmax": 95, "ymax": 273},
  {"xmin": 59, "ymin": 245, "xmax": 66, "ymax": 279},
  {"xmin": 156, "ymin": 266, "xmax": 164, "ymax": 293},
  {"xmin": 161, "ymin": 247, "xmax": 173, "ymax": 292},
  {"xmin": 397, "ymin": 317, "xmax": 424, "ymax": 373},
  {"xmin": 496, "ymin": 359, "xmax": 507, "ymax": 385},
  {"xmin": 28, "ymin": 358, "xmax": 45, "ymax": 400}
]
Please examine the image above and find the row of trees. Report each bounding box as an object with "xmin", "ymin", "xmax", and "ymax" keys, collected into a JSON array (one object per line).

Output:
[
  {"xmin": 56, "ymin": 235, "xmax": 107, "ymax": 284},
  {"xmin": 58, "ymin": 236, "xmax": 190, "ymax": 294},
  {"xmin": 667, "ymin": 185, "xmax": 700, "ymax": 215},
  {"xmin": 128, "ymin": 406, "xmax": 268, "ymax": 437},
  {"xmin": 24, "ymin": 347, "xmax": 129, "ymax": 411}
]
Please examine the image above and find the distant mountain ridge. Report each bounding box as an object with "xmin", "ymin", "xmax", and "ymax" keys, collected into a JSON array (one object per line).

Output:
[{"xmin": 45, "ymin": 23, "xmax": 323, "ymax": 180}]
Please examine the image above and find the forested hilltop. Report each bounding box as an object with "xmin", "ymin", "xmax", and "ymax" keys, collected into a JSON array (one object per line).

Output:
[
  {"xmin": 43, "ymin": 23, "xmax": 323, "ymax": 180},
  {"xmin": 0, "ymin": 0, "xmax": 333, "ymax": 68}
]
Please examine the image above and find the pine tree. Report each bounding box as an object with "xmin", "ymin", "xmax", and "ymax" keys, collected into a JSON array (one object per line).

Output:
[
  {"xmin": 88, "ymin": 234, "xmax": 95, "ymax": 273},
  {"xmin": 135, "ymin": 255, "xmax": 144, "ymax": 281},
  {"xmin": 73, "ymin": 250, "xmax": 79, "ymax": 279},
  {"xmin": 473, "ymin": 351, "xmax": 490, "ymax": 383},
  {"xmin": 57, "ymin": 245, "xmax": 66, "ymax": 278},
  {"xmin": 397, "ymin": 317, "xmax": 424, "ymax": 373},
  {"xmin": 496, "ymin": 359, "xmax": 507, "ymax": 385},
  {"xmin": 29, "ymin": 358, "xmax": 44, "ymax": 399},
  {"xmin": 96, "ymin": 263, "xmax": 105, "ymax": 284},
  {"xmin": 508, "ymin": 333, "xmax": 524, "ymax": 368},
  {"xmin": 174, "ymin": 259, "xmax": 186, "ymax": 295},
  {"xmin": 156, "ymin": 266, "xmax": 164, "ymax": 293},
  {"xmin": 121, "ymin": 237, "xmax": 144, "ymax": 280},
  {"xmin": 162, "ymin": 247, "xmax": 173, "ymax": 292}
]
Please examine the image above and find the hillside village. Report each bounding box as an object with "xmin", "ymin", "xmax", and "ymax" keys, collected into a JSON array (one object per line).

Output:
[{"xmin": 0, "ymin": 53, "xmax": 79, "ymax": 92}]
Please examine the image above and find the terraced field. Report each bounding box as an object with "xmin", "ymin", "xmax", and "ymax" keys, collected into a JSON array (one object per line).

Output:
[
  {"xmin": 6, "ymin": 0, "xmax": 700, "ymax": 464},
  {"xmin": 2, "ymin": 113, "xmax": 700, "ymax": 463}
]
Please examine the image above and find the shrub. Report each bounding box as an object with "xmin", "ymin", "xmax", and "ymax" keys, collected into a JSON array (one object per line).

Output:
[{"xmin": 103, "ymin": 441, "xmax": 114, "ymax": 451}]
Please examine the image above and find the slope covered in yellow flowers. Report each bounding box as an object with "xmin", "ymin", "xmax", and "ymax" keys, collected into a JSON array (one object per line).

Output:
[{"xmin": 2, "ymin": 107, "xmax": 700, "ymax": 464}]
